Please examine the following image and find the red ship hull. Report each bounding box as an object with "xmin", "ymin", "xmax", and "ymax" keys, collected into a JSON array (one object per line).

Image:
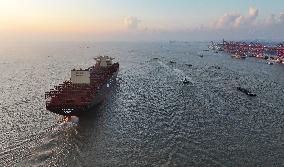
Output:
[{"xmin": 45, "ymin": 62, "xmax": 119, "ymax": 116}]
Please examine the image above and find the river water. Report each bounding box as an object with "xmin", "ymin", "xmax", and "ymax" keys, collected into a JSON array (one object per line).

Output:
[{"xmin": 0, "ymin": 42, "xmax": 283, "ymax": 166}]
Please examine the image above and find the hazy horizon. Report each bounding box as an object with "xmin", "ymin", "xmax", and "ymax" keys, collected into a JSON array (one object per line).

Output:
[{"xmin": 1, "ymin": 0, "xmax": 284, "ymax": 42}]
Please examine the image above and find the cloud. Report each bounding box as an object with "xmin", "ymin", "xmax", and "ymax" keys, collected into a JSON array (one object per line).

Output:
[
  {"xmin": 280, "ymin": 12, "xmax": 284, "ymax": 21},
  {"xmin": 208, "ymin": 8, "xmax": 284, "ymax": 40},
  {"xmin": 264, "ymin": 13, "xmax": 284, "ymax": 26},
  {"xmin": 214, "ymin": 7, "xmax": 259, "ymax": 28},
  {"xmin": 214, "ymin": 13, "xmax": 241, "ymax": 28},
  {"xmin": 124, "ymin": 16, "xmax": 141, "ymax": 30},
  {"xmin": 101, "ymin": 8, "xmax": 284, "ymax": 41},
  {"xmin": 249, "ymin": 7, "xmax": 258, "ymax": 18}
]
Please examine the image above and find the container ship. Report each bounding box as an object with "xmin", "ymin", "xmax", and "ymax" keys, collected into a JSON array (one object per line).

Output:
[{"xmin": 45, "ymin": 56, "xmax": 119, "ymax": 117}]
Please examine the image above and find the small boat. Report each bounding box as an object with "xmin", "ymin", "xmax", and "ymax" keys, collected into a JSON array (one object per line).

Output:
[
  {"xmin": 169, "ymin": 61, "xmax": 176, "ymax": 64},
  {"xmin": 182, "ymin": 78, "xmax": 190, "ymax": 84},
  {"xmin": 211, "ymin": 65, "xmax": 221, "ymax": 69},
  {"xmin": 240, "ymin": 55, "xmax": 247, "ymax": 59},
  {"xmin": 273, "ymin": 59, "xmax": 282, "ymax": 63},
  {"xmin": 256, "ymin": 54, "xmax": 264, "ymax": 59},
  {"xmin": 237, "ymin": 87, "xmax": 256, "ymax": 96},
  {"xmin": 232, "ymin": 54, "xmax": 240, "ymax": 59},
  {"xmin": 246, "ymin": 53, "xmax": 254, "ymax": 57},
  {"xmin": 185, "ymin": 64, "xmax": 192, "ymax": 67},
  {"xmin": 264, "ymin": 56, "xmax": 269, "ymax": 60},
  {"xmin": 232, "ymin": 53, "xmax": 246, "ymax": 59}
]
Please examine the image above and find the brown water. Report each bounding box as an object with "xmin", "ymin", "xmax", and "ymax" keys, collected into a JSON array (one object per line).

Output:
[{"xmin": 0, "ymin": 42, "xmax": 283, "ymax": 166}]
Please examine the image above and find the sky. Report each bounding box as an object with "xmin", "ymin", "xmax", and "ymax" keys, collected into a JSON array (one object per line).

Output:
[{"xmin": 0, "ymin": 0, "xmax": 284, "ymax": 41}]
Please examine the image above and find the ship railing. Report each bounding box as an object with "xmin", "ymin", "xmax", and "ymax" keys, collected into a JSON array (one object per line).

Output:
[{"xmin": 46, "ymin": 100, "xmax": 92, "ymax": 107}]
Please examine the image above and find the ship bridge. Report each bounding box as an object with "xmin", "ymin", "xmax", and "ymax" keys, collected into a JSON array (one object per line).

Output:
[
  {"xmin": 94, "ymin": 56, "xmax": 114, "ymax": 67},
  {"xmin": 70, "ymin": 56, "xmax": 116, "ymax": 84},
  {"xmin": 71, "ymin": 68, "xmax": 90, "ymax": 84}
]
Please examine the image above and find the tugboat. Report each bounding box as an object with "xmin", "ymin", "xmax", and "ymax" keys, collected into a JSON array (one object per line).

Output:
[
  {"xmin": 182, "ymin": 78, "xmax": 190, "ymax": 84},
  {"xmin": 185, "ymin": 64, "xmax": 192, "ymax": 67},
  {"xmin": 45, "ymin": 56, "xmax": 119, "ymax": 117},
  {"xmin": 237, "ymin": 87, "xmax": 256, "ymax": 96}
]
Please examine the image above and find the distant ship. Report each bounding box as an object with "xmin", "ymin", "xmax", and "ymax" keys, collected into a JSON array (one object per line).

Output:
[
  {"xmin": 45, "ymin": 56, "xmax": 119, "ymax": 116},
  {"xmin": 232, "ymin": 52, "xmax": 246, "ymax": 59}
]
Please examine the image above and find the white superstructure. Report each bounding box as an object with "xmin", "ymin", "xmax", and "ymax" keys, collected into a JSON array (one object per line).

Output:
[
  {"xmin": 70, "ymin": 56, "xmax": 115, "ymax": 84},
  {"xmin": 71, "ymin": 69, "xmax": 90, "ymax": 84}
]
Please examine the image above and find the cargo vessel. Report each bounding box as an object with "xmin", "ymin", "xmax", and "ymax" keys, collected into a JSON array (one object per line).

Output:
[{"xmin": 45, "ymin": 56, "xmax": 119, "ymax": 116}]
